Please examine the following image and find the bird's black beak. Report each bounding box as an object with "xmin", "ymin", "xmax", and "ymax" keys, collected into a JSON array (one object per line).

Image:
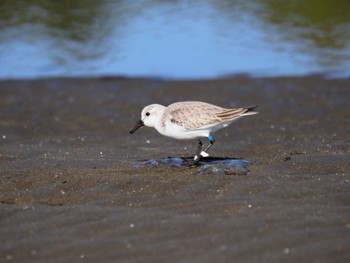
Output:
[{"xmin": 130, "ymin": 120, "xmax": 144, "ymax": 134}]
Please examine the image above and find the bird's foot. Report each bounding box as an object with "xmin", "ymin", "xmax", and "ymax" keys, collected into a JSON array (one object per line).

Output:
[
  {"xmin": 189, "ymin": 151, "xmax": 210, "ymax": 166},
  {"xmin": 190, "ymin": 157, "xmax": 201, "ymax": 166},
  {"xmin": 200, "ymin": 151, "xmax": 209, "ymax": 157},
  {"xmin": 194, "ymin": 151, "xmax": 209, "ymax": 161}
]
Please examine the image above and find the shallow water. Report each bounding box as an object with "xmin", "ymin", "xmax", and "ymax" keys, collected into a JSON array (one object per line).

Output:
[{"xmin": 1, "ymin": 0, "xmax": 349, "ymax": 80}]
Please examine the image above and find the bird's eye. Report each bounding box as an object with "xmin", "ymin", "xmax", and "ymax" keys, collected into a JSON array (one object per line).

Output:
[{"xmin": 146, "ymin": 112, "xmax": 150, "ymax": 116}]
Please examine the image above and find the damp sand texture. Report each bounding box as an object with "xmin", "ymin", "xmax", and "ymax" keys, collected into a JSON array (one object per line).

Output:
[{"xmin": 0, "ymin": 76, "xmax": 349, "ymax": 263}]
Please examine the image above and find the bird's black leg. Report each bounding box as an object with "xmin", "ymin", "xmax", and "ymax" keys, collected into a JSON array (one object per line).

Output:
[
  {"xmin": 195, "ymin": 139, "xmax": 203, "ymax": 156},
  {"xmin": 192, "ymin": 139, "xmax": 203, "ymax": 164},
  {"xmin": 191, "ymin": 136, "xmax": 215, "ymax": 166},
  {"xmin": 203, "ymin": 136, "xmax": 215, "ymax": 153}
]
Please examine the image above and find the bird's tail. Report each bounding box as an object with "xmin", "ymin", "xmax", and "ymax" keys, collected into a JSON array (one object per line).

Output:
[
  {"xmin": 217, "ymin": 105, "xmax": 259, "ymax": 121},
  {"xmin": 242, "ymin": 105, "xmax": 259, "ymax": 116}
]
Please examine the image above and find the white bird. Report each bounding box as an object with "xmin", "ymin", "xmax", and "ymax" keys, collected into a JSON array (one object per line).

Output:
[{"xmin": 130, "ymin": 101, "xmax": 258, "ymax": 165}]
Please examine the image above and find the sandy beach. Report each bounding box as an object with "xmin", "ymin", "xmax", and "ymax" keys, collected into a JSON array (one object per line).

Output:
[{"xmin": 0, "ymin": 75, "xmax": 349, "ymax": 262}]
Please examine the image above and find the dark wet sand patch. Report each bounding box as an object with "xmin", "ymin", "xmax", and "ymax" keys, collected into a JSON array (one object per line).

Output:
[{"xmin": 0, "ymin": 76, "xmax": 349, "ymax": 262}]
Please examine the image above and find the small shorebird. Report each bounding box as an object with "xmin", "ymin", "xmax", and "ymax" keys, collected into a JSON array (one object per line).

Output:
[{"xmin": 130, "ymin": 101, "xmax": 258, "ymax": 165}]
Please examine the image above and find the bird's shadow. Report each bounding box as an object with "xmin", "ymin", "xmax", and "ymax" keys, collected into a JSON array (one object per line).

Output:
[
  {"xmin": 181, "ymin": 156, "xmax": 241, "ymax": 164},
  {"xmin": 134, "ymin": 156, "xmax": 252, "ymax": 175}
]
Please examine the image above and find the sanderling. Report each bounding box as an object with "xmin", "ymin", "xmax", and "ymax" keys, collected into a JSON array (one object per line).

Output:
[{"xmin": 130, "ymin": 101, "xmax": 258, "ymax": 165}]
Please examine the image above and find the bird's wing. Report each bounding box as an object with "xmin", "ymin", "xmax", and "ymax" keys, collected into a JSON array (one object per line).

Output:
[
  {"xmin": 216, "ymin": 108, "xmax": 249, "ymax": 121},
  {"xmin": 164, "ymin": 101, "xmax": 224, "ymax": 130},
  {"xmin": 164, "ymin": 102, "xmax": 257, "ymax": 130}
]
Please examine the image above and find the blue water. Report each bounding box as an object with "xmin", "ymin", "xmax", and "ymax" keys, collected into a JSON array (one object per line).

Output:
[{"xmin": 1, "ymin": 1, "xmax": 349, "ymax": 80}]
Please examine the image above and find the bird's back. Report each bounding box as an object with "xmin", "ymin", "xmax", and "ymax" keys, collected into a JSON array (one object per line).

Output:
[{"xmin": 163, "ymin": 101, "xmax": 249, "ymax": 130}]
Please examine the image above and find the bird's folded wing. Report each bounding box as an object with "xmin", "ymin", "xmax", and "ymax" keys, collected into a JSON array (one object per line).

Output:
[
  {"xmin": 167, "ymin": 105, "xmax": 222, "ymax": 130},
  {"xmin": 216, "ymin": 108, "xmax": 248, "ymax": 121}
]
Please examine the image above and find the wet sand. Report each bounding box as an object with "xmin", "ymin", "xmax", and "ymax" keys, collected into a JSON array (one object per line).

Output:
[{"xmin": 0, "ymin": 75, "xmax": 349, "ymax": 262}]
